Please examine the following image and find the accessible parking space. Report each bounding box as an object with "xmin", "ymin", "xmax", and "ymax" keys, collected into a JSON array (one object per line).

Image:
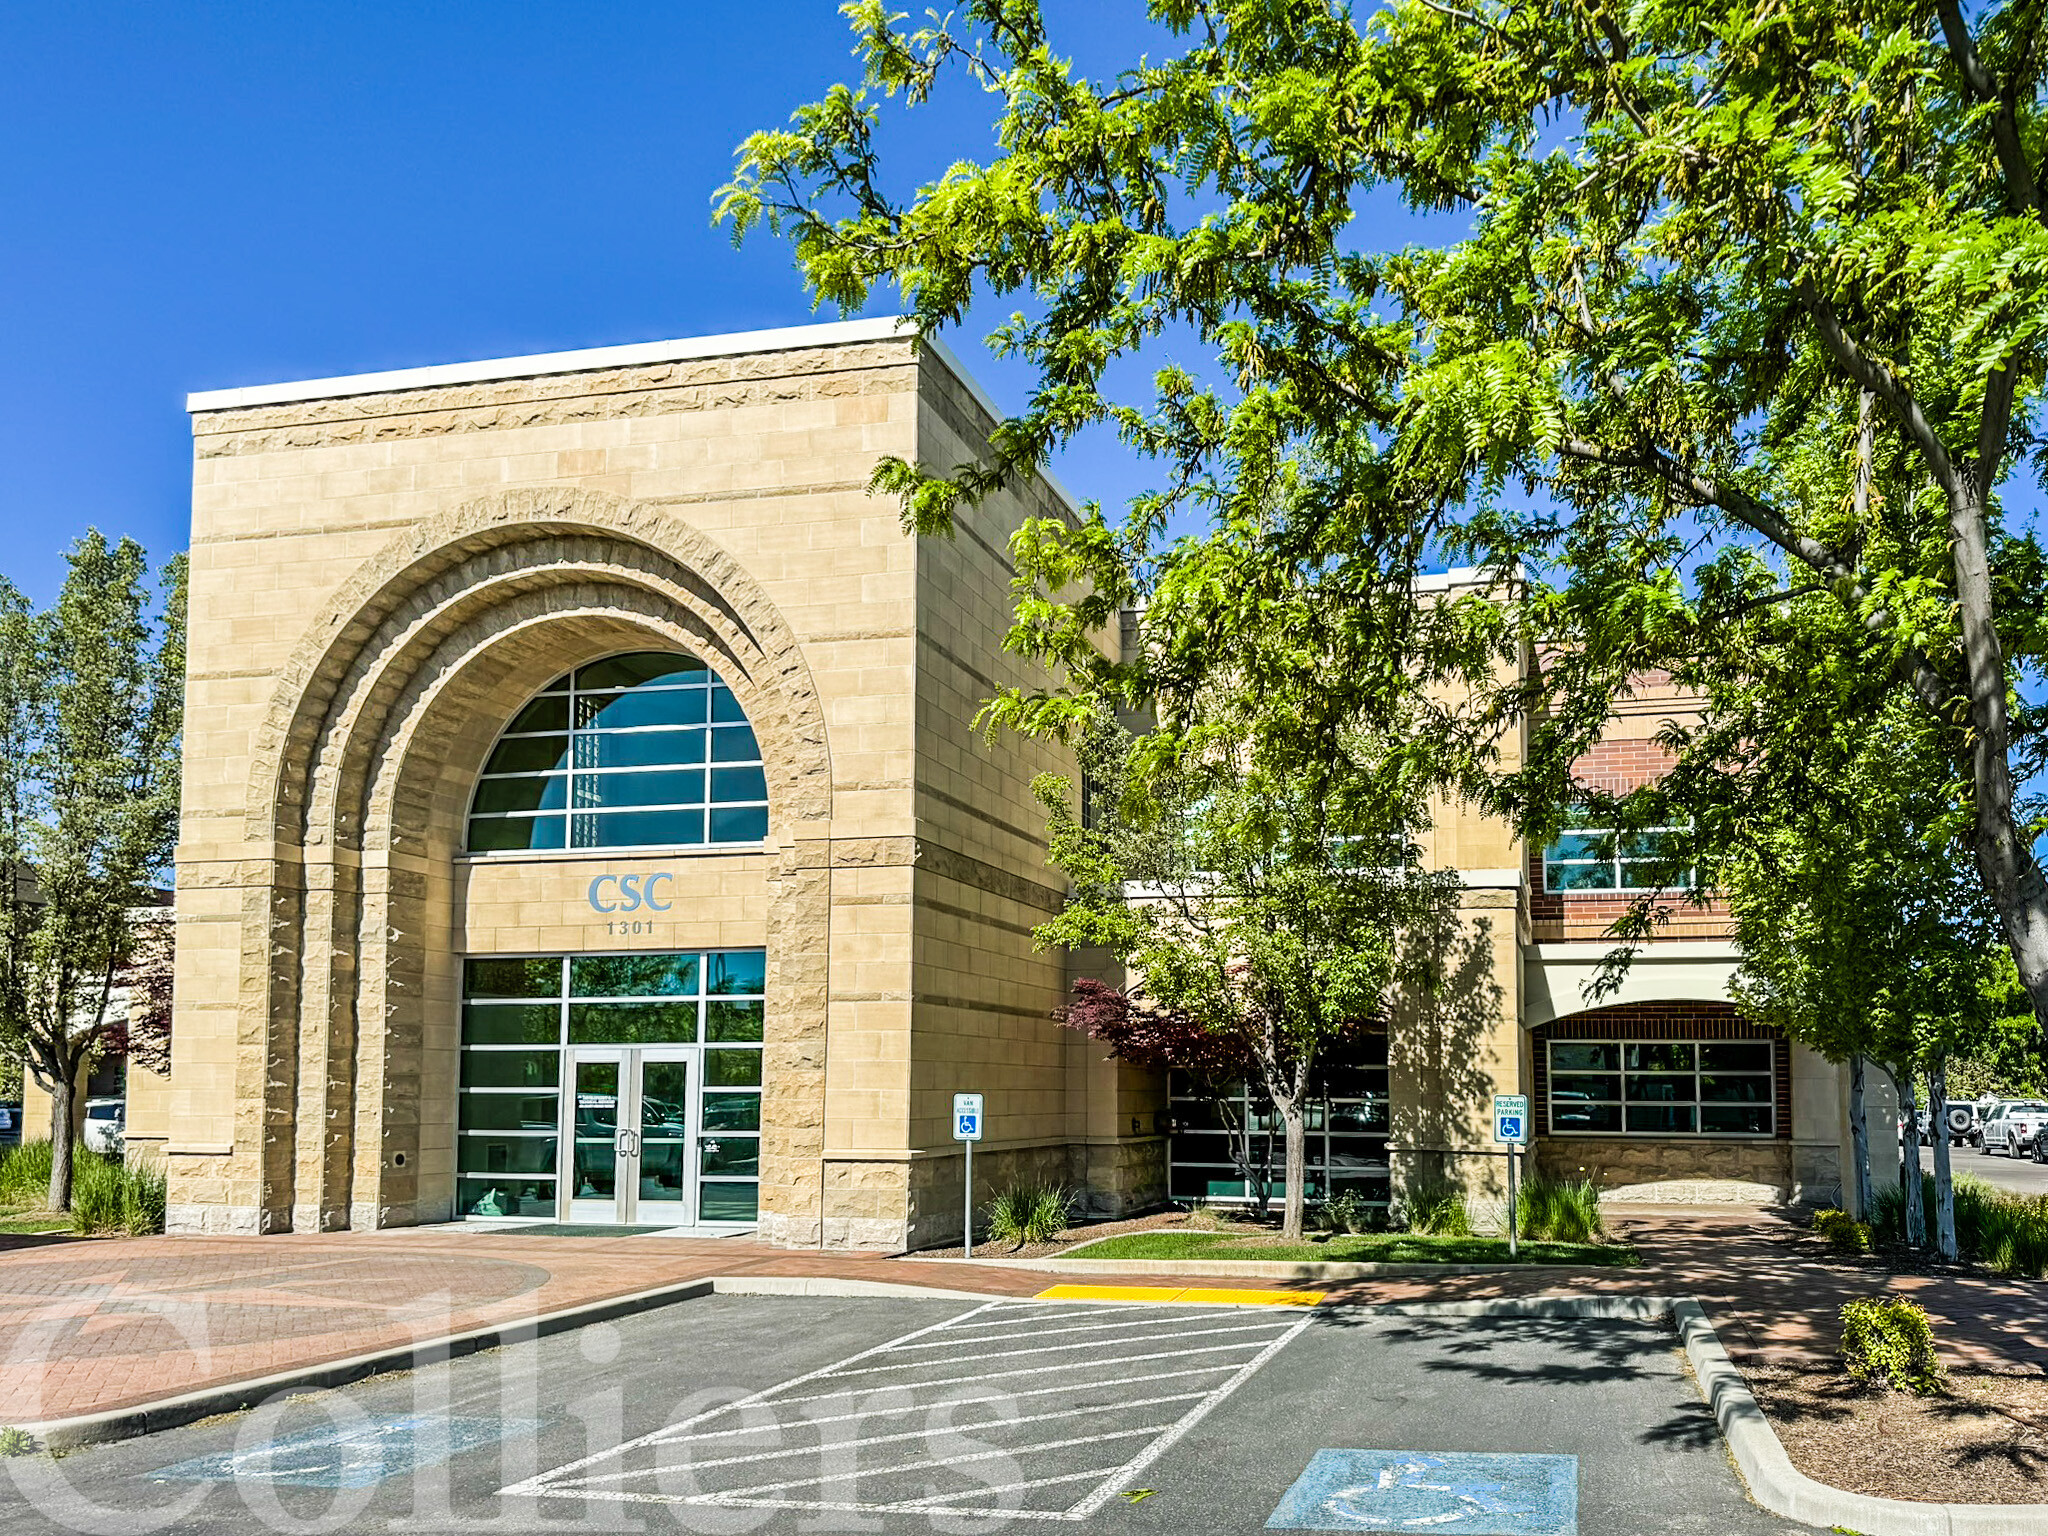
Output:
[{"xmin": 0, "ymin": 1294, "xmax": 1825, "ymax": 1535}]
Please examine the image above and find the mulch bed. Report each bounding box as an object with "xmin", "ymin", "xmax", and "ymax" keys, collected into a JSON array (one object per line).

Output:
[{"xmin": 1747, "ymin": 1364, "xmax": 2048, "ymax": 1504}]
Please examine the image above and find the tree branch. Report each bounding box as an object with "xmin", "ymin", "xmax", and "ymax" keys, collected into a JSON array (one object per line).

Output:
[
  {"xmin": 1558, "ymin": 434, "xmax": 1958, "ymax": 719},
  {"xmin": 1935, "ymin": 0, "xmax": 2048, "ymax": 219},
  {"xmin": 1797, "ymin": 284, "xmax": 1962, "ymax": 498}
]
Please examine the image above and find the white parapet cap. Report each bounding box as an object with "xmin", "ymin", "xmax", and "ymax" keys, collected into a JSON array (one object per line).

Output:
[
  {"xmin": 184, "ymin": 315, "xmax": 1083, "ymax": 517},
  {"xmin": 185, "ymin": 315, "xmax": 917, "ymax": 413}
]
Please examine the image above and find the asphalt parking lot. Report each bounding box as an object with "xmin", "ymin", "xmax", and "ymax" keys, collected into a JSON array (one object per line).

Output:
[
  {"xmin": 0, "ymin": 1293, "xmax": 1823, "ymax": 1535},
  {"xmin": 1924, "ymin": 1140, "xmax": 2048, "ymax": 1194}
]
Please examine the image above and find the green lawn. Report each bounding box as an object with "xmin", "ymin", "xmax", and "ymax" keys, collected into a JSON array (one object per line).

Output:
[
  {"xmin": 0, "ymin": 1204, "xmax": 73, "ymax": 1235},
  {"xmin": 1067, "ymin": 1229, "xmax": 1639, "ymax": 1266}
]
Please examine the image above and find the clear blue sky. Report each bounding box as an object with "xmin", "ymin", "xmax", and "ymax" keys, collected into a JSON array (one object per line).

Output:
[{"xmin": 0, "ymin": 2, "xmax": 1195, "ymax": 604}]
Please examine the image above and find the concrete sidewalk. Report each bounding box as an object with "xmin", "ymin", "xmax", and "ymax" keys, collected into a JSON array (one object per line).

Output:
[{"xmin": 0, "ymin": 1207, "xmax": 2039, "ymax": 1430}]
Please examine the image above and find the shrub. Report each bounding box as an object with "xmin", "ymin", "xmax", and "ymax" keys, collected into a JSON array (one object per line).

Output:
[
  {"xmin": 0, "ymin": 1141, "xmax": 164, "ymax": 1233},
  {"xmin": 1183, "ymin": 1201, "xmax": 1230, "ymax": 1230},
  {"xmin": 1871, "ymin": 1172, "xmax": 2048, "ymax": 1279},
  {"xmin": 983, "ymin": 1182, "xmax": 1076, "ymax": 1246},
  {"xmin": 1403, "ymin": 1181, "xmax": 1471, "ymax": 1237},
  {"xmin": 1840, "ymin": 1296, "xmax": 1946, "ymax": 1395},
  {"xmin": 0, "ymin": 1139, "xmax": 57, "ymax": 1206},
  {"xmin": 70, "ymin": 1155, "xmax": 165, "ymax": 1236},
  {"xmin": 1812, "ymin": 1208, "xmax": 1872, "ymax": 1254},
  {"xmin": 1516, "ymin": 1175, "xmax": 1604, "ymax": 1244},
  {"xmin": 0, "ymin": 1426, "xmax": 33, "ymax": 1457},
  {"xmin": 1317, "ymin": 1190, "xmax": 1380, "ymax": 1235}
]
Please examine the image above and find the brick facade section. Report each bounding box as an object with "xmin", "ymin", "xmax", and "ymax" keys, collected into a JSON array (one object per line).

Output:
[{"xmin": 1525, "ymin": 739, "xmax": 1734, "ymax": 943}]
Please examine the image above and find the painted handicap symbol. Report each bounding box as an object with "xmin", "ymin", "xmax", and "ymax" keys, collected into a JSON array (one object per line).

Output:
[{"xmin": 1267, "ymin": 1449, "xmax": 1577, "ymax": 1535}]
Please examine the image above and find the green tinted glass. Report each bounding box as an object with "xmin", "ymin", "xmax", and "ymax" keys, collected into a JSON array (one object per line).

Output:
[
  {"xmin": 698, "ymin": 1182, "xmax": 759, "ymax": 1222},
  {"xmin": 701, "ymin": 1092, "xmax": 761, "ymax": 1131},
  {"xmin": 570, "ymin": 953, "xmax": 698, "ymax": 998},
  {"xmin": 463, "ymin": 957, "xmax": 562, "ymax": 1000},
  {"xmin": 460, "ymin": 1051, "xmax": 561, "ymax": 1089},
  {"xmin": 458, "ymin": 1092, "xmax": 558, "ymax": 1132},
  {"xmin": 706, "ymin": 1001, "xmax": 763, "ymax": 1042},
  {"xmin": 462, "ymin": 1003, "xmax": 560, "ymax": 1045},
  {"xmin": 568, "ymin": 1001, "xmax": 699, "ymax": 1044},
  {"xmin": 705, "ymin": 1049, "xmax": 763, "ymax": 1087}
]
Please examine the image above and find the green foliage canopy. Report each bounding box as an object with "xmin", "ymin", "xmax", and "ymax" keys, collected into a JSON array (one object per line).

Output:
[{"xmin": 720, "ymin": 0, "xmax": 2048, "ymax": 1023}]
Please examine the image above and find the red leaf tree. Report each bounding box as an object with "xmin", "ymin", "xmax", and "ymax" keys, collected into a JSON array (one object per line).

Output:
[{"xmin": 1059, "ymin": 977, "xmax": 1280, "ymax": 1215}]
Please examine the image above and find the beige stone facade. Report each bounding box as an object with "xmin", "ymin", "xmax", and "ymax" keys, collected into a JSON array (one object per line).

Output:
[
  {"xmin": 153, "ymin": 319, "xmax": 1156, "ymax": 1247},
  {"xmin": 147, "ymin": 319, "xmax": 1851, "ymax": 1245}
]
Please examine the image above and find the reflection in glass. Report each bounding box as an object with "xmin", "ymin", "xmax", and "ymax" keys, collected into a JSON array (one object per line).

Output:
[
  {"xmin": 459, "ymin": 1177, "xmax": 556, "ymax": 1219},
  {"xmin": 699, "ymin": 1182, "xmax": 759, "ymax": 1222}
]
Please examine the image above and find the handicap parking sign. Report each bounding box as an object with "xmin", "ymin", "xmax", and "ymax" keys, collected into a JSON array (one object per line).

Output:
[
  {"xmin": 1493, "ymin": 1093, "xmax": 1531, "ymax": 1146},
  {"xmin": 953, "ymin": 1091, "xmax": 983, "ymax": 1142}
]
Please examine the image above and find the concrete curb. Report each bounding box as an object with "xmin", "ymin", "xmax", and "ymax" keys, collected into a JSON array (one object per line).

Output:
[
  {"xmin": 3, "ymin": 1274, "xmax": 1009, "ymax": 1452},
  {"xmin": 8, "ymin": 1275, "xmax": 720, "ymax": 1452},
  {"xmin": 709, "ymin": 1275, "xmax": 994, "ymax": 1302},
  {"xmin": 1343, "ymin": 1295, "xmax": 1677, "ymax": 1319},
  {"xmin": 905, "ymin": 1252, "xmax": 1621, "ymax": 1280},
  {"xmin": 1674, "ymin": 1297, "xmax": 2048, "ymax": 1535}
]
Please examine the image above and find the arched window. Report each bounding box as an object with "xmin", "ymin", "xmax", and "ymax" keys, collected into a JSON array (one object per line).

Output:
[{"xmin": 466, "ymin": 652, "xmax": 769, "ymax": 853}]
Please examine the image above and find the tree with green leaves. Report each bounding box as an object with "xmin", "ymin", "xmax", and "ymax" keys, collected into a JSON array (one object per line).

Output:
[
  {"xmin": 0, "ymin": 534, "xmax": 185, "ymax": 1210},
  {"xmin": 719, "ymin": 0, "xmax": 2048, "ymax": 1028},
  {"xmin": 1032, "ymin": 714, "xmax": 1457, "ymax": 1241},
  {"xmin": 1640, "ymin": 607, "xmax": 2012, "ymax": 1259}
]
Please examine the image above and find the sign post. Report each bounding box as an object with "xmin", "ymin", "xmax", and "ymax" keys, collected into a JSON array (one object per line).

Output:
[
  {"xmin": 1493, "ymin": 1094, "xmax": 1531, "ymax": 1258},
  {"xmin": 953, "ymin": 1092, "xmax": 984, "ymax": 1255}
]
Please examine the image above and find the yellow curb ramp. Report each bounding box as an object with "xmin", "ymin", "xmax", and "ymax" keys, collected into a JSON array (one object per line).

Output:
[{"xmin": 1034, "ymin": 1282, "xmax": 1325, "ymax": 1307}]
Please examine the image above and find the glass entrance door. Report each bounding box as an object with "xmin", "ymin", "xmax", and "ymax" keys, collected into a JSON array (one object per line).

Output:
[{"xmin": 564, "ymin": 1047, "xmax": 695, "ymax": 1224}]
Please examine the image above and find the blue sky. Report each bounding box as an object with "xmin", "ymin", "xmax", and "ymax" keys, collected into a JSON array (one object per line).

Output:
[{"xmin": 0, "ymin": 2, "xmax": 1194, "ymax": 604}]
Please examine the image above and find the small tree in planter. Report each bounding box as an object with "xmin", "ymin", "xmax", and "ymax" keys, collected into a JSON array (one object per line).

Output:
[
  {"xmin": 1060, "ymin": 976, "xmax": 1277, "ymax": 1215},
  {"xmin": 1035, "ymin": 720, "xmax": 1455, "ymax": 1242}
]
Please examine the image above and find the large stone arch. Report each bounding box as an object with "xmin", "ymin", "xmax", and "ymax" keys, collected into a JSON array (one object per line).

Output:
[{"xmin": 237, "ymin": 488, "xmax": 835, "ymax": 1233}]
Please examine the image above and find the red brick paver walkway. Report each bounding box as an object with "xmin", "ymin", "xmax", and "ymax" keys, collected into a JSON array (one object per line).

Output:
[{"xmin": 0, "ymin": 1207, "xmax": 2038, "ymax": 1428}]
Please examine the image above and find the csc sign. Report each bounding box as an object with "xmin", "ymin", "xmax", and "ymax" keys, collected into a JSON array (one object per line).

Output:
[{"xmin": 587, "ymin": 872, "xmax": 675, "ymax": 914}]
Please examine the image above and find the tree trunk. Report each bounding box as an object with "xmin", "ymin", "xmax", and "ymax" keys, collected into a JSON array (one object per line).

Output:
[
  {"xmin": 1896, "ymin": 1068, "xmax": 1924, "ymax": 1249},
  {"xmin": 1928, "ymin": 1061, "xmax": 1958, "ymax": 1263},
  {"xmin": 47, "ymin": 1072, "xmax": 77, "ymax": 1212},
  {"xmin": 1279, "ymin": 1095, "xmax": 1307, "ymax": 1242},
  {"xmin": 1848, "ymin": 1055, "xmax": 1872, "ymax": 1220},
  {"xmin": 1947, "ymin": 480, "xmax": 2048, "ymax": 1029}
]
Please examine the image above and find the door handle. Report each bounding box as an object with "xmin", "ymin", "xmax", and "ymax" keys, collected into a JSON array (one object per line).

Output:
[{"xmin": 615, "ymin": 1129, "xmax": 637, "ymax": 1157}]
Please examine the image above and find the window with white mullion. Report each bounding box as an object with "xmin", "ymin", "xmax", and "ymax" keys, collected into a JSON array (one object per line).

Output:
[
  {"xmin": 1547, "ymin": 1038, "xmax": 1774, "ymax": 1137},
  {"xmin": 1542, "ymin": 819, "xmax": 1695, "ymax": 893}
]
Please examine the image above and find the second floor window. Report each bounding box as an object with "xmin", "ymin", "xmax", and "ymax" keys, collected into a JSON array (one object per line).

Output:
[{"xmin": 1542, "ymin": 816, "xmax": 1694, "ymax": 893}]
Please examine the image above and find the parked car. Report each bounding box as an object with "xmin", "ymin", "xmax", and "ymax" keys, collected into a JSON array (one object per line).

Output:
[
  {"xmin": 1944, "ymin": 1103, "xmax": 1980, "ymax": 1145},
  {"xmin": 0, "ymin": 1101, "xmax": 17, "ymax": 1147},
  {"xmin": 1978, "ymin": 1100, "xmax": 2048, "ymax": 1157},
  {"xmin": 81, "ymin": 1098, "xmax": 125, "ymax": 1156}
]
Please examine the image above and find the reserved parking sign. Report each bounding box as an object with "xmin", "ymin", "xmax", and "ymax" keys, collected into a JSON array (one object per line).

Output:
[{"xmin": 1493, "ymin": 1094, "xmax": 1531, "ymax": 1146}]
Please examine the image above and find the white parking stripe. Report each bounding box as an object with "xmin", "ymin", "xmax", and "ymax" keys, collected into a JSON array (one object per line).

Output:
[
  {"xmin": 603, "ymin": 1363, "xmax": 1242, "ymax": 1444},
  {"xmin": 1066, "ymin": 1311, "xmax": 1313, "ymax": 1518},
  {"xmin": 697, "ymin": 1424, "xmax": 1176, "ymax": 1502},
  {"xmin": 882, "ymin": 1311, "xmax": 1231, "ymax": 1349},
  {"xmin": 498, "ymin": 1299, "xmax": 1000, "ymax": 1495},
  {"xmin": 689, "ymin": 1336, "xmax": 1289, "ymax": 1410},
  {"xmin": 815, "ymin": 1319, "xmax": 1297, "ymax": 1378},
  {"xmin": 560, "ymin": 1391, "xmax": 1209, "ymax": 1485},
  {"xmin": 885, "ymin": 1465, "xmax": 1128, "ymax": 1509},
  {"xmin": 505, "ymin": 1296, "xmax": 1316, "ymax": 1518}
]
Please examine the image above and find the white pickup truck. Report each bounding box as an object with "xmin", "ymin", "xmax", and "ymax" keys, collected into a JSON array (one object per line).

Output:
[{"xmin": 1977, "ymin": 1100, "xmax": 2048, "ymax": 1158}]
